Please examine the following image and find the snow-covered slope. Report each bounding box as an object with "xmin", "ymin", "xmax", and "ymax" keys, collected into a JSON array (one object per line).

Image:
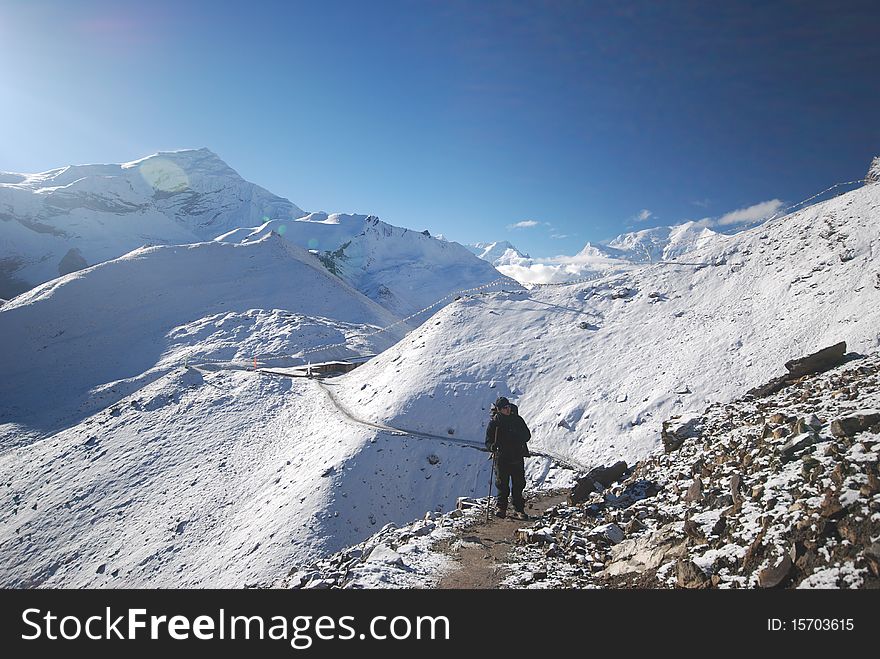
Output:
[
  {"xmin": 0, "ymin": 149, "xmax": 305, "ymax": 298},
  {"xmin": 332, "ymin": 182, "xmax": 880, "ymax": 471},
  {"xmin": 217, "ymin": 213, "xmax": 512, "ymax": 319},
  {"xmin": 0, "ymin": 233, "xmax": 401, "ymax": 449},
  {"xmin": 3, "ymin": 171, "xmax": 878, "ymax": 590},
  {"xmin": 0, "ymin": 365, "xmax": 502, "ymax": 587}
]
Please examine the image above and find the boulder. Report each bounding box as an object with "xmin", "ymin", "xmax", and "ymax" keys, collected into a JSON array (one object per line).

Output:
[
  {"xmin": 757, "ymin": 552, "xmax": 793, "ymax": 588},
  {"xmin": 784, "ymin": 342, "xmax": 846, "ymax": 379},
  {"xmin": 661, "ymin": 414, "xmax": 703, "ymax": 453},
  {"xmin": 569, "ymin": 461, "xmax": 629, "ymax": 504},
  {"xmin": 684, "ymin": 477, "xmax": 703, "ymax": 504},
  {"xmin": 747, "ymin": 342, "xmax": 847, "ymax": 398},
  {"xmin": 830, "ymin": 412, "xmax": 880, "ymax": 437},
  {"xmin": 778, "ymin": 431, "xmax": 820, "ymax": 460},
  {"xmin": 366, "ymin": 544, "xmax": 405, "ymax": 567},
  {"xmin": 602, "ymin": 524, "xmax": 687, "ymax": 577},
  {"xmin": 590, "ymin": 523, "xmax": 625, "ymax": 545},
  {"xmin": 675, "ymin": 559, "xmax": 708, "ymax": 588}
]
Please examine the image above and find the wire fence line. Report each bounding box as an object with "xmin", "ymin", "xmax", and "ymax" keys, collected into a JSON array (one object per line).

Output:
[{"xmin": 261, "ymin": 370, "xmax": 592, "ymax": 472}]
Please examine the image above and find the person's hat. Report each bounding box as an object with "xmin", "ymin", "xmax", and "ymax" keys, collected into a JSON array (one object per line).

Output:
[{"xmin": 494, "ymin": 396, "xmax": 511, "ymax": 408}]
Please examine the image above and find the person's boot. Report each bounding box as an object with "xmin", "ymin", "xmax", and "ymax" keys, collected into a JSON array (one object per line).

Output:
[
  {"xmin": 495, "ymin": 507, "xmax": 507, "ymax": 518},
  {"xmin": 512, "ymin": 509, "xmax": 529, "ymax": 520}
]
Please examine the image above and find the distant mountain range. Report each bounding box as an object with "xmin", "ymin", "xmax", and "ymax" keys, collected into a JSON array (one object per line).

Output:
[
  {"xmin": 0, "ymin": 149, "xmax": 511, "ymax": 314},
  {"xmin": 469, "ymin": 223, "xmax": 723, "ymax": 281}
]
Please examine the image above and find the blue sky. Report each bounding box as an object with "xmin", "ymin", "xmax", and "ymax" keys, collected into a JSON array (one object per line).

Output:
[{"xmin": 2, "ymin": 0, "xmax": 878, "ymax": 257}]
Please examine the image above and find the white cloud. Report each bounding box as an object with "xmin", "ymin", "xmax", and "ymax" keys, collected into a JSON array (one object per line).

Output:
[
  {"xmin": 496, "ymin": 249, "xmax": 637, "ymax": 285},
  {"xmin": 691, "ymin": 198, "xmax": 712, "ymax": 208},
  {"xmin": 635, "ymin": 209, "xmax": 652, "ymax": 222},
  {"xmin": 716, "ymin": 199, "xmax": 784, "ymax": 226},
  {"xmin": 550, "ymin": 233, "xmax": 569, "ymax": 239},
  {"xmin": 507, "ymin": 220, "xmax": 539, "ymax": 230}
]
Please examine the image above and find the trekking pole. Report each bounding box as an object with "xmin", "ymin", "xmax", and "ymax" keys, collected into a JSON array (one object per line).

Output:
[
  {"xmin": 485, "ymin": 425, "xmax": 499, "ymax": 523},
  {"xmin": 485, "ymin": 450, "xmax": 496, "ymax": 523}
]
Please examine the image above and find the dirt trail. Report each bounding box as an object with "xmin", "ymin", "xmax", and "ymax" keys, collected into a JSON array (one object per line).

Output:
[{"xmin": 436, "ymin": 491, "xmax": 568, "ymax": 589}]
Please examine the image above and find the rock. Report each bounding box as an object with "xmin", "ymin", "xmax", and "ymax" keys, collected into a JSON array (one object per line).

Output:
[
  {"xmin": 673, "ymin": 384, "xmax": 691, "ymax": 395},
  {"xmin": 366, "ymin": 544, "xmax": 405, "ymax": 567},
  {"xmin": 683, "ymin": 519, "xmax": 705, "ymax": 542},
  {"xmin": 625, "ymin": 518, "xmax": 646, "ymax": 534},
  {"xmin": 661, "ymin": 414, "xmax": 702, "ymax": 453},
  {"xmin": 569, "ymin": 461, "xmax": 628, "ymax": 504},
  {"xmin": 830, "ymin": 412, "xmax": 880, "ymax": 437},
  {"xmin": 784, "ymin": 342, "xmax": 847, "ymax": 379},
  {"xmin": 748, "ymin": 343, "xmax": 847, "ymax": 399},
  {"xmin": 590, "ymin": 523, "xmax": 625, "ymax": 544},
  {"xmin": 818, "ymin": 490, "xmax": 844, "ymax": 519},
  {"xmin": 864, "ymin": 543, "xmax": 880, "ymax": 577},
  {"xmin": 861, "ymin": 472, "xmax": 880, "ymax": 496},
  {"xmin": 772, "ymin": 427, "xmax": 790, "ymax": 439},
  {"xmin": 711, "ymin": 516, "xmax": 727, "ymax": 536},
  {"xmin": 730, "ymin": 474, "xmax": 744, "ymax": 502},
  {"xmin": 410, "ymin": 521, "xmax": 435, "ymax": 537},
  {"xmin": 304, "ymin": 578, "xmax": 332, "ymax": 590},
  {"xmin": 768, "ymin": 413, "xmax": 787, "ymax": 425},
  {"xmin": 675, "ymin": 559, "xmax": 707, "ymax": 588},
  {"xmin": 602, "ymin": 524, "xmax": 687, "ymax": 577},
  {"xmin": 684, "ymin": 476, "xmax": 703, "ymax": 503},
  {"xmin": 779, "ymin": 431, "xmax": 819, "ymax": 459},
  {"xmin": 757, "ymin": 553, "xmax": 792, "ymax": 588}
]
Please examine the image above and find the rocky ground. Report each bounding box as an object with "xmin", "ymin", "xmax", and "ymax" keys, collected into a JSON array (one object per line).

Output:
[
  {"xmin": 274, "ymin": 349, "xmax": 879, "ymax": 589},
  {"xmin": 504, "ymin": 350, "xmax": 880, "ymax": 589}
]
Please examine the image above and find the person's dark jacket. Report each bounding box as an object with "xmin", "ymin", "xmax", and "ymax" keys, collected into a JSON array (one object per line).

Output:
[{"xmin": 485, "ymin": 405, "xmax": 531, "ymax": 463}]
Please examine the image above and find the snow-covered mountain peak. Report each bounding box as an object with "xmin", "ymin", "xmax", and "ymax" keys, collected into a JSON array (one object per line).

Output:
[
  {"xmin": 603, "ymin": 221, "xmax": 722, "ymax": 262},
  {"xmin": 467, "ymin": 240, "xmax": 530, "ymax": 267},
  {"xmin": 0, "ymin": 149, "xmax": 306, "ymax": 298},
  {"xmin": 122, "ymin": 147, "xmax": 234, "ymax": 174},
  {"xmin": 216, "ymin": 213, "xmax": 511, "ymax": 319}
]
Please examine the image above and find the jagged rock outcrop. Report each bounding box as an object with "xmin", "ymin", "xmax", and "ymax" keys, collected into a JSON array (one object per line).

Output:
[{"xmin": 747, "ymin": 342, "xmax": 847, "ymax": 399}]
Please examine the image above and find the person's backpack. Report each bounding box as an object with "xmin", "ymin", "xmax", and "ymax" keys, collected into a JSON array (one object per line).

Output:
[{"xmin": 489, "ymin": 402, "xmax": 530, "ymax": 458}]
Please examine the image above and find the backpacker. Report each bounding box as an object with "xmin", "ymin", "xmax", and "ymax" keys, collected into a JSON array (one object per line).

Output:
[{"xmin": 489, "ymin": 401, "xmax": 531, "ymax": 458}]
